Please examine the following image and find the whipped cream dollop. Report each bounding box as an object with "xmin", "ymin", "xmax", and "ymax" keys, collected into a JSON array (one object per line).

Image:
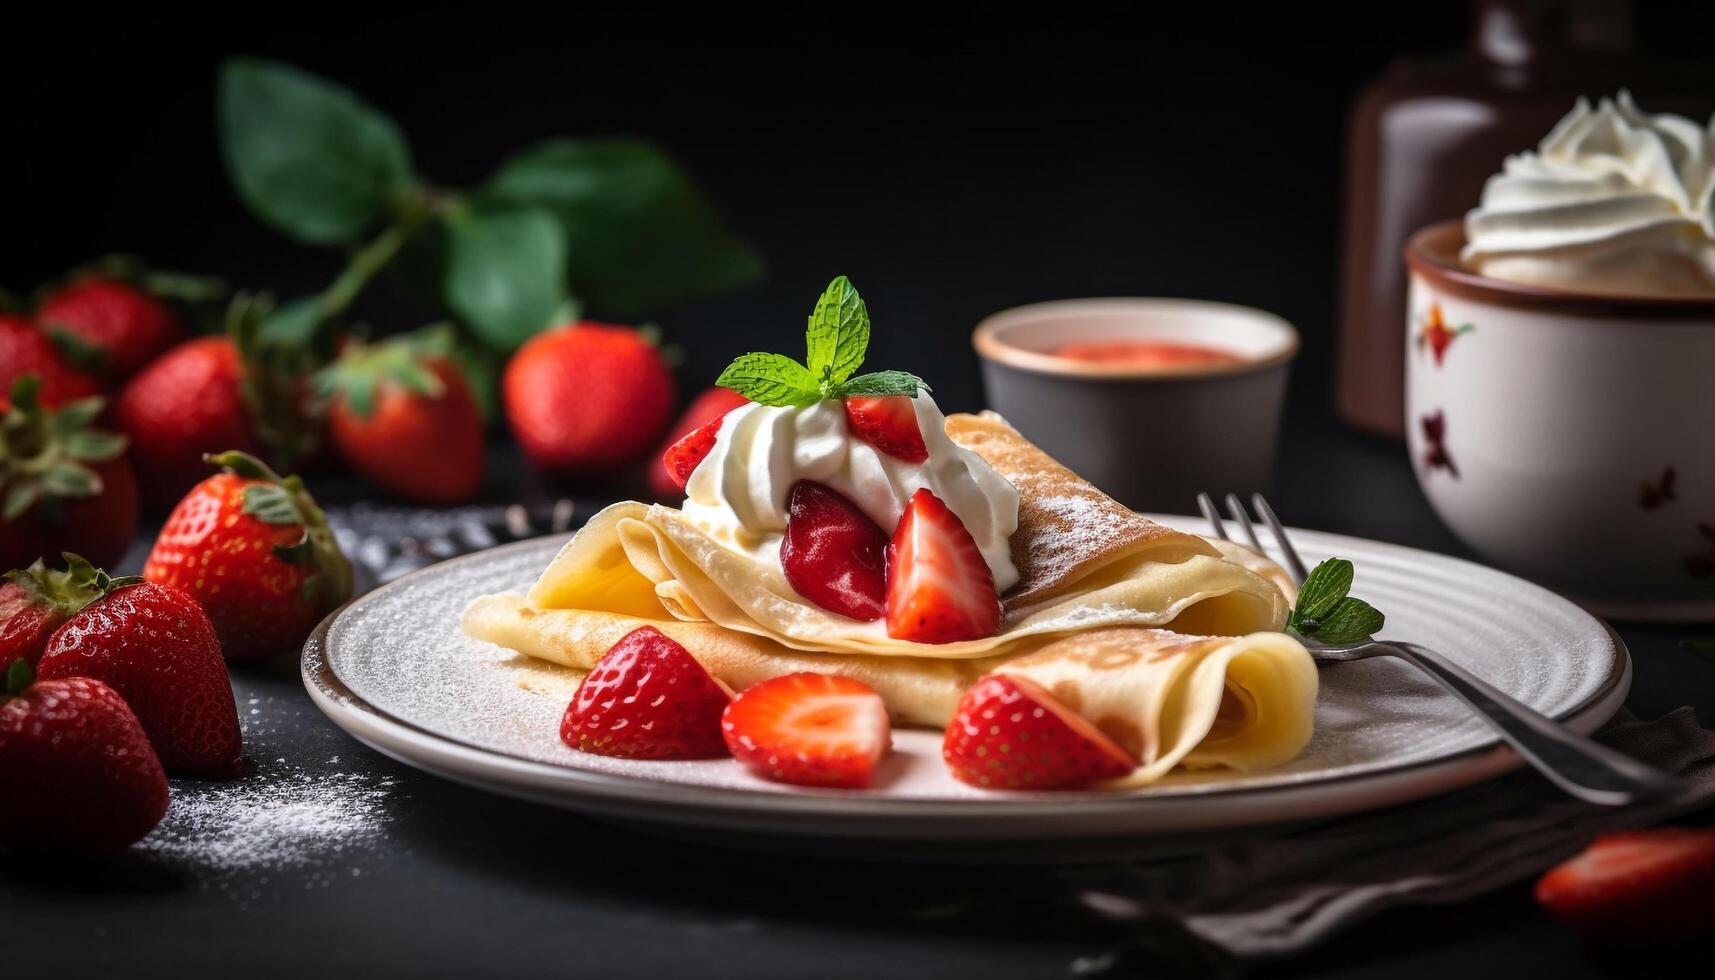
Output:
[
  {"xmin": 681, "ymin": 396, "xmax": 1021, "ymax": 593},
  {"xmin": 1462, "ymin": 91, "xmax": 1715, "ymax": 298}
]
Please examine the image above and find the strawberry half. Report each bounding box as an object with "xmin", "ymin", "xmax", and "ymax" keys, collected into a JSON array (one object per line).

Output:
[
  {"xmin": 1534, "ymin": 826, "xmax": 1715, "ymax": 943},
  {"xmin": 649, "ymin": 387, "xmax": 749, "ymax": 499},
  {"xmin": 843, "ymin": 395, "xmax": 928, "ymax": 463},
  {"xmin": 561, "ymin": 626, "xmax": 733, "ymax": 760},
  {"xmin": 721, "ymin": 673, "xmax": 891, "ymax": 789},
  {"xmin": 943, "ymin": 674, "xmax": 1136, "ymax": 790},
  {"xmin": 661, "ymin": 417, "xmax": 725, "ymax": 490},
  {"xmin": 781, "ymin": 480, "xmax": 889, "ymax": 621},
  {"xmin": 885, "ymin": 488, "xmax": 1001, "ymax": 643}
]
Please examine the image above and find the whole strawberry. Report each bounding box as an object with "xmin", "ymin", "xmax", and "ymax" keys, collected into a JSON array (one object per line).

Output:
[
  {"xmin": 647, "ymin": 385, "xmax": 749, "ymax": 500},
  {"xmin": 19, "ymin": 555, "xmax": 242, "ymax": 776},
  {"xmin": 0, "ymin": 377, "xmax": 138, "ymax": 571},
  {"xmin": 36, "ymin": 277, "xmax": 183, "ymax": 381},
  {"xmin": 0, "ymin": 313, "xmax": 101, "ymax": 409},
  {"xmin": 0, "ymin": 660, "xmax": 169, "ymax": 849},
  {"xmin": 115, "ymin": 336, "xmax": 261, "ymax": 511},
  {"xmin": 144, "ymin": 451, "xmax": 351, "ymax": 662},
  {"xmin": 317, "ymin": 327, "xmax": 485, "ymax": 505},
  {"xmin": 503, "ymin": 322, "xmax": 676, "ymax": 474}
]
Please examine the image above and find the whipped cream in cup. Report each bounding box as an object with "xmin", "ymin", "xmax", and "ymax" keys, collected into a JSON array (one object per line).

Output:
[
  {"xmin": 1461, "ymin": 91, "xmax": 1715, "ymax": 298},
  {"xmin": 681, "ymin": 395, "xmax": 1022, "ymax": 593}
]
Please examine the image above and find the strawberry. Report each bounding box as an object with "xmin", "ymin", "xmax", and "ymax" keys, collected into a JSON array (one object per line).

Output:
[
  {"xmin": 317, "ymin": 327, "xmax": 485, "ymax": 505},
  {"xmin": 649, "ymin": 386, "xmax": 749, "ymax": 498},
  {"xmin": 0, "ymin": 661, "xmax": 169, "ymax": 849},
  {"xmin": 143, "ymin": 451, "xmax": 351, "ymax": 662},
  {"xmin": 721, "ymin": 673, "xmax": 891, "ymax": 789},
  {"xmin": 561, "ymin": 626, "xmax": 733, "ymax": 760},
  {"xmin": 1534, "ymin": 826, "xmax": 1715, "ymax": 943},
  {"xmin": 844, "ymin": 395, "xmax": 928, "ymax": 463},
  {"xmin": 0, "ymin": 579, "xmax": 69, "ymax": 671},
  {"xmin": 30, "ymin": 559, "xmax": 241, "ymax": 776},
  {"xmin": 885, "ymin": 488, "xmax": 1001, "ymax": 643},
  {"xmin": 943, "ymin": 674, "xmax": 1135, "ymax": 790},
  {"xmin": 0, "ymin": 314, "xmax": 102, "ymax": 409},
  {"xmin": 780, "ymin": 480, "xmax": 889, "ymax": 621},
  {"xmin": 0, "ymin": 377, "xmax": 138, "ymax": 571},
  {"xmin": 36, "ymin": 277, "xmax": 183, "ymax": 381},
  {"xmin": 502, "ymin": 322, "xmax": 676, "ymax": 475},
  {"xmin": 115, "ymin": 336, "xmax": 262, "ymax": 510}
]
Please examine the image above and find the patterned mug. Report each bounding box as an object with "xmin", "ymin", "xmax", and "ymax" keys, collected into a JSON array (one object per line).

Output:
[{"xmin": 1404, "ymin": 219, "xmax": 1715, "ymax": 621}]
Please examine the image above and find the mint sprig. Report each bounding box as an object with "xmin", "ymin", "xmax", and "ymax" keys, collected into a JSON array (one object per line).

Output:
[
  {"xmin": 716, "ymin": 276, "xmax": 927, "ymax": 406},
  {"xmin": 1287, "ymin": 558, "xmax": 1385, "ymax": 645}
]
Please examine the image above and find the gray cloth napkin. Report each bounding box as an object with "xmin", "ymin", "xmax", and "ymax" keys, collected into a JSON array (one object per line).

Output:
[{"xmin": 1071, "ymin": 707, "xmax": 1715, "ymax": 964}]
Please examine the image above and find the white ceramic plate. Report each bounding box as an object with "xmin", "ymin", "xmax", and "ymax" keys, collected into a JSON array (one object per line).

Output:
[{"xmin": 302, "ymin": 516, "xmax": 1629, "ymax": 848}]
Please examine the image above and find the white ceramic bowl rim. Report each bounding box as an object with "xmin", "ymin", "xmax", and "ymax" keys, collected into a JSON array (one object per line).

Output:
[
  {"xmin": 973, "ymin": 297, "xmax": 1301, "ymax": 380},
  {"xmin": 1406, "ymin": 220, "xmax": 1715, "ymax": 318}
]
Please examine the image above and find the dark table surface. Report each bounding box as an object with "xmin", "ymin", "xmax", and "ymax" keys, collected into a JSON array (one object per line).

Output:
[{"xmin": 7, "ymin": 407, "xmax": 1714, "ymax": 980}]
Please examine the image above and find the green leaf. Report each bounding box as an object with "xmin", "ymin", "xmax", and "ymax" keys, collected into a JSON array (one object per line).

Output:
[
  {"xmin": 45, "ymin": 329, "xmax": 106, "ymax": 374},
  {"xmin": 219, "ymin": 58, "xmax": 413, "ymax": 245},
  {"xmin": 62, "ymin": 430, "xmax": 127, "ymax": 462},
  {"xmin": 805, "ymin": 276, "xmax": 869, "ymax": 387},
  {"xmin": 834, "ymin": 371, "xmax": 927, "ymax": 398},
  {"xmin": 3, "ymin": 483, "xmax": 41, "ymax": 520},
  {"xmin": 50, "ymin": 398, "xmax": 104, "ymax": 434},
  {"xmin": 41, "ymin": 462, "xmax": 100, "ymax": 498},
  {"xmin": 261, "ymin": 296, "xmax": 325, "ymax": 347},
  {"xmin": 715, "ymin": 353, "xmax": 821, "ymax": 407},
  {"xmin": 483, "ymin": 138, "xmax": 761, "ymax": 316},
  {"xmin": 444, "ymin": 204, "xmax": 568, "ymax": 350},
  {"xmin": 447, "ymin": 340, "xmax": 502, "ymax": 424},
  {"xmin": 5, "ymin": 657, "xmax": 32, "ymax": 696},
  {"xmin": 242, "ymin": 484, "xmax": 305, "ymax": 526},
  {"xmin": 1293, "ymin": 558, "xmax": 1353, "ymax": 624},
  {"xmin": 1311, "ymin": 597, "xmax": 1386, "ymax": 644},
  {"xmin": 1682, "ymin": 638, "xmax": 1715, "ymax": 661}
]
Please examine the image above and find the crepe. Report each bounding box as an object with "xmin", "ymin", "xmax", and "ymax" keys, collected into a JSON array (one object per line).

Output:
[{"xmin": 462, "ymin": 409, "xmax": 1314, "ymax": 785}]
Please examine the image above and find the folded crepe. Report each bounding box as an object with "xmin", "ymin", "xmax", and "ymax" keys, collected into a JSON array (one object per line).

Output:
[{"xmin": 463, "ymin": 410, "xmax": 1315, "ymax": 784}]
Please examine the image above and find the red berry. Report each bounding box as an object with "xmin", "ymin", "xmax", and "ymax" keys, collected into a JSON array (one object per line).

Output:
[
  {"xmin": 503, "ymin": 322, "xmax": 676, "ymax": 474},
  {"xmin": 885, "ymin": 488, "xmax": 1001, "ymax": 643},
  {"xmin": 649, "ymin": 386, "xmax": 749, "ymax": 499},
  {"xmin": 561, "ymin": 626, "xmax": 732, "ymax": 760},
  {"xmin": 143, "ymin": 452, "xmax": 351, "ymax": 662},
  {"xmin": 37, "ymin": 580, "xmax": 242, "ymax": 776},
  {"xmin": 661, "ymin": 417, "xmax": 724, "ymax": 492},
  {"xmin": 1534, "ymin": 827, "xmax": 1715, "ymax": 943},
  {"xmin": 844, "ymin": 395, "xmax": 928, "ymax": 463},
  {"xmin": 0, "ymin": 670, "xmax": 169, "ymax": 849},
  {"xmin": 780, "ymin": 480, "xmax": 889, "ymax": 621},
  {"xmin": 721, "ymin": 673, "xmax": 891, "ymax": 789},
  {"xmin": 36, "ymin": 277, "xmax": 182, "ymax": 381},
  {"xmin": 0, "ymin": 379, "xmax": 138, "ymax": 571},
  {"xmin": 943, "ymin": 675, "xmax": 1135, "ymax": 790},
  {"xmin": 322, "ymin": 339, "xmax": 486, "ymax": 506},
  {"xmin": 0, "ymin": 581, "xmax": 69, "ymax": 671},
  {"xmin": 116, "ymin": 337, "xmax": 262, "ymax": 511},
  {"xmin": 0, "ymin": 314, "xmax": 102, "ymax": 409}
]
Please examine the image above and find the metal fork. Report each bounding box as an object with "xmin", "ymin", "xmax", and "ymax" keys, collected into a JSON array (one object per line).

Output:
[{"xmin": 1198, "ymin": 492, "xmax": 1684, "ymax": 807}]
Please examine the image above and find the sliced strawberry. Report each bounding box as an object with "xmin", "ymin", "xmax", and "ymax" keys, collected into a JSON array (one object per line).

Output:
[
  {"xmin": 561, "ymin": 626, "xmax": 734, "ymax": 760},
  {"xmin": 721, "ymin": 673, "xmax": 891, "ymax": 789},
  {"xmin": 844, "ymin": 395, "xmax": 928, "ymax": 463},
  {"xmin": 649, "ymin": 387, "xmax": 749, "ymax": 499},
  {"xmin": 1534, "ymin": 827, "xmax": 1715, "ymax": 943},
  {"xmin": 943, "ymin": 674, "xmax": 1136, "ymax": 790},
  {"xmin": 780, "ymin": 480, "xmax": 889, "ymax": 621},
  {"xmin": 885, "ymin": 488, "xmax": 1001, "ymax": 643},
  {"xmin": 662, "ymin": 417, "xmax": 725, "ymax": 490}
]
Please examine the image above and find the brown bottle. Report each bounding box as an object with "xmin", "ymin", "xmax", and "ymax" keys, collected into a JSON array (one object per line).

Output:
[{"xmin": 1335, "ymin": 0, "xmax": 1715, "ymax": 438}]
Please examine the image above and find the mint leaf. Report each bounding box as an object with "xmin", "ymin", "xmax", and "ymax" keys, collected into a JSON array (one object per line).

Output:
[
  {"xmin": 218, "ymin": 59, "xmax": 413, "ymax": 246},
  {"xmin": 716, "ymin": 353, "xmax": 821, "ymax": 406},
  {"xmin": 806, "ymin": 276, "xmax": 869, "ymax": 388},
  {"xmin": 1310, "ymin": 597, "xmax": 1385, "ymax": 644},
  {"xmin": 1294, "ymin": 558, "xmax": 1353, "ymax": 624},
  {"xmin": 834, "ymin": 371, "xmax": 926, "ymax": 398}
]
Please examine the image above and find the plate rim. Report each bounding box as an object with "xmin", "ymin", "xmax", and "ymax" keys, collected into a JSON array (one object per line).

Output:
[{"xmin": 301, "ymin": 521, "xmax": 1632, "ymax": 832}]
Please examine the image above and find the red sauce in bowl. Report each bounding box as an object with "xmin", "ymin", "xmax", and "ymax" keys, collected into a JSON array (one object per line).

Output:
[{"xmin": 1051, "ymin": 340, "xmax": 1244, "ymax": 369}]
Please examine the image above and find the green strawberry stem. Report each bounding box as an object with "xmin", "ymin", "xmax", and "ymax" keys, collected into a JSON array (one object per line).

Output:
[
  {"xmin": 206, "ymin": 450, "xmax": 353, "ymax": 616},
  {"xmin": 4, "ymin": 553, "xmax": 143, "ymax": 620}
]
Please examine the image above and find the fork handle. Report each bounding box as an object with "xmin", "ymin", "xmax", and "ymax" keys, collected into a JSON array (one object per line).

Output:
[{"xmin": 1382, "ymin": 641, "xmax": 1684, "ymax": 807}]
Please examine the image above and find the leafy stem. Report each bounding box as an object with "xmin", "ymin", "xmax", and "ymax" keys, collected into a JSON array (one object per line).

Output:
[
  {"xmin": 317, "ymin": 189, "xmax": 441, "ymax": 321},
  {"xmin": 1287, "ymin": 558, "xmax": 1385, "ymax": 645}
]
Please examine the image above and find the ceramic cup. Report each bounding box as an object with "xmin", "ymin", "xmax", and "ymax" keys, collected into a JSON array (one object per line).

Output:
[
  {"xmin": 1405, "ymin": 219, "xmax": 1715, "ymax": 621},
  {"xmin": 973, "ymin": 298, "xmax": 1298, "ymax": 513}
]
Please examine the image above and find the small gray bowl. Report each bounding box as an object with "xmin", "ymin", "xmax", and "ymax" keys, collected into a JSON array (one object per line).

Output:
[{"xmin": 973, "ymin": 298, "xmax": 1298, "ymax": 512}]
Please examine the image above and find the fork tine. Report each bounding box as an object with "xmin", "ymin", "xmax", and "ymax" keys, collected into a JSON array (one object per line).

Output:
[
  {"xmin": 1252, "ymin": 493, "xmax": 1310, "ymax": 586},
  {"xmin": 1224, "ymin": 493, "xmax": 1267, "ymax": 554},
  {"xmin": 1197, "ymin": 493, "xmax": 1227, "ymax": 540}
]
